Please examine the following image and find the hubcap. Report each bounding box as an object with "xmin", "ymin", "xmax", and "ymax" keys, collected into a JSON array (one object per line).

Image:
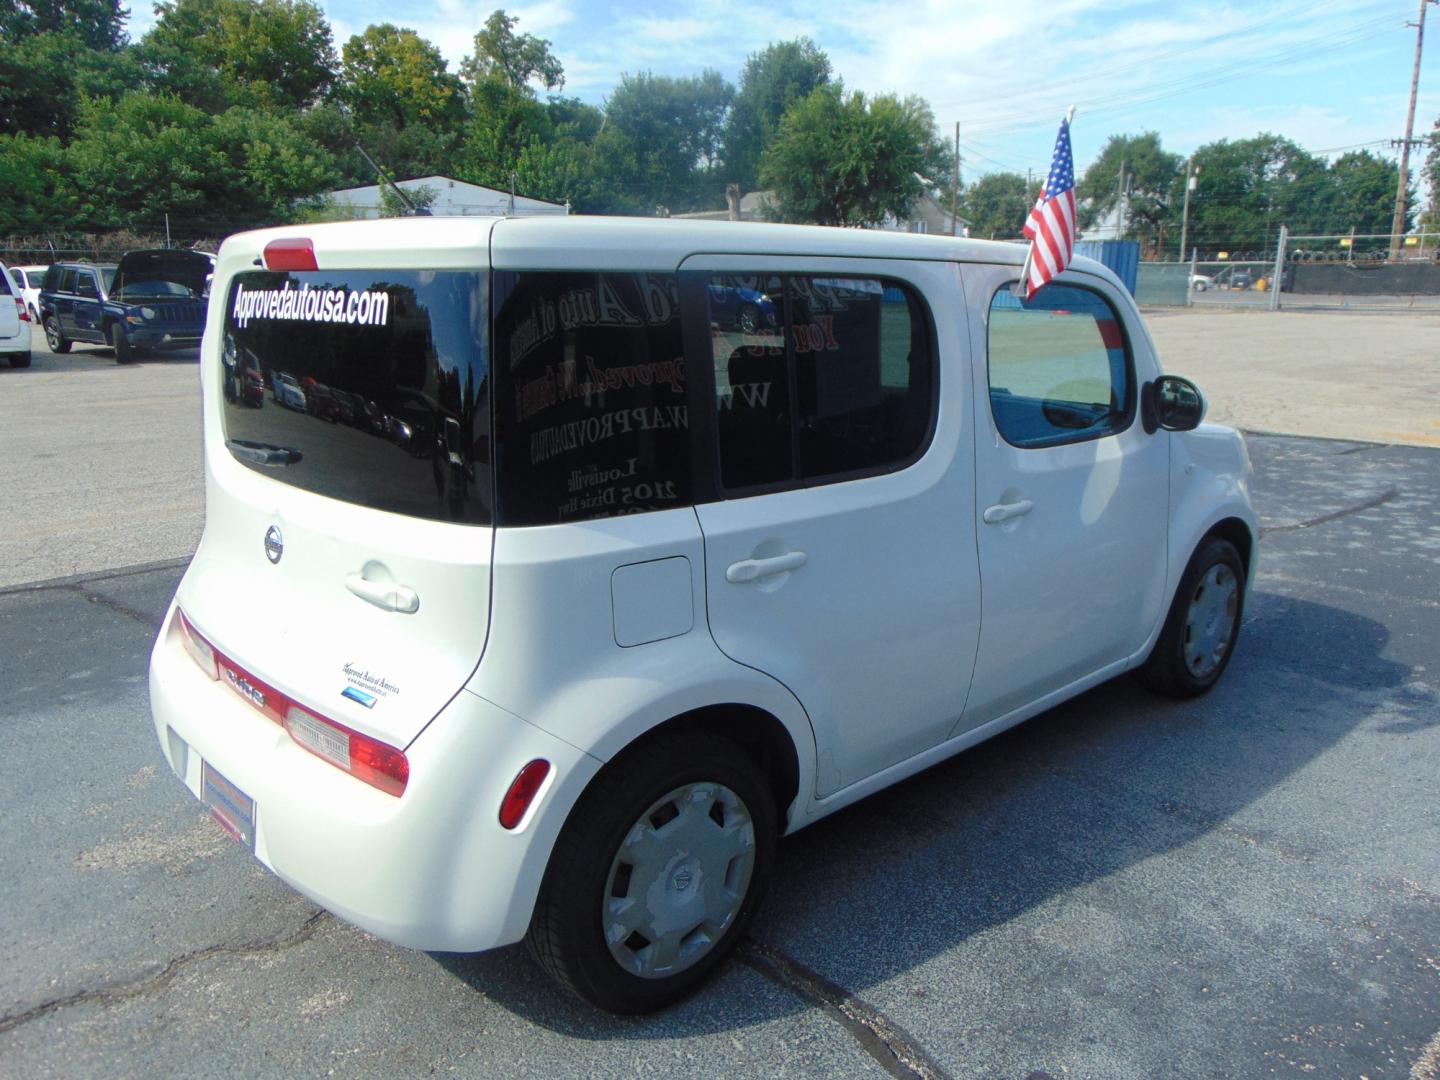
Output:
[
  {"xmin": 1183, "ymin": 563, "xmax": 1239, "ymax": 678},
  {"xmin": 602, "ymin": 782, "xmax": 755, "ymax": 980}
]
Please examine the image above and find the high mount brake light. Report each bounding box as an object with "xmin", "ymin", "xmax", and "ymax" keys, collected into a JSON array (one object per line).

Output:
[
  {"xmin": 174, "ymin": 608, "xmax": 408, "ymax": 797},
  {"xmin": 262, "ymin": 238, "xmax": 318, "ymax": 272}
]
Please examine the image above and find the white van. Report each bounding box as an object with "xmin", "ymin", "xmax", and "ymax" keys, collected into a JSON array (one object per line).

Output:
[{"xmin": 149, "ymin": 217, "xmax": 1256, "ymax": 1012}]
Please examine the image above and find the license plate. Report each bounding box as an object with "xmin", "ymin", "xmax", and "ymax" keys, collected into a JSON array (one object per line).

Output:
[{"xmin": 202, "ymin": 761, "xmax": 256, "ymax": 852}]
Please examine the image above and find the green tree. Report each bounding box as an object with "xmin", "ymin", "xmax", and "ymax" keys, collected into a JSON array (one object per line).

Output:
[
  {"xmin": 760, "ymin": 83, "xmax": 947, "ymax": 227},
  {"xmin": 143, "ymin": 0, "xmax": 336, "ymax": 110},
  {"xmin": 1323, "ymin": 150, "xmax": 1406, "ymax": 236},
  {"xmin": 2, "ymin": 0, "xmax": 129, "ymax": 51},
  {"xmin": 64, "ymin": 92, "xmax": 229, "ymax": 228},
  {"xmin": 722, "ymin": 37, "xmax": 830, "ymax": 193},
  {"xmin": 1182, "ymin": 134, "xmax": 1328, "ymax": 254},
  {"xmin": 460, "ymin": 9, "xmax": 562, "ymax": 92},
  {"xmin": 211, "ymin": 105, "xmax": 339, "ymax": 223},
  {"xmin": 961, "ymin": 172, "xmax": 1031, "ymax": 239},
  {"xmin": 0, "ymin": 133, "xmax": 82, "ymax": 230},
  {"xmin": 0, "ymin": 30, "xmax": 144, "ymax": 136},
  {"xmin": 1077, "ymin": 132, "xmax": 1180, "ymax": 252},
  {"xmin": 600, "ymin": 69, "xmax": 735, "ymax": 212},
  {"xmin": 339, "ymin": 24, "xmax": 465, "ymax": 131},
  {"xmin": 458, "ymin": 78, "xmax": 552, "ymax": 184}
]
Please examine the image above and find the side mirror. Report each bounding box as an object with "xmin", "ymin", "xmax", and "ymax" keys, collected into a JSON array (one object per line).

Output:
[{"xmin": 1142, "ymin": 375, "xmax": 1206, "ymax": 433}]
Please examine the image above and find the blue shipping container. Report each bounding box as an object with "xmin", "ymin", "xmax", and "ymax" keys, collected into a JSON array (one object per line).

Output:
[{"xmin": 1074, "ymin": 240, "xmax": 1139, "ymax": 296}]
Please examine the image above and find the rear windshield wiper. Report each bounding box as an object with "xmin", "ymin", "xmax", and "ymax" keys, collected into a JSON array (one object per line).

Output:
[{"xmin": 226, "ymin": 439, "xmax": 303, "ymax": 467}]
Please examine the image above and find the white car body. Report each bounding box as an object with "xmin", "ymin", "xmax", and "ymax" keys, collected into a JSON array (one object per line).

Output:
[
  {"xmin": 0, "ymin": 262, "xmax": 33, "ymax": 365},
  {"xmin": 149, "ymin": 217, "xmax": 1256, "ymax": 995},
  {"xmin": 12, "ymin": 265, "xmax": 47, "ymax": 321}
]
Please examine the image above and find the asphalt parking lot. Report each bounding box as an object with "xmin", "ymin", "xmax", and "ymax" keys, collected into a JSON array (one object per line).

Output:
[{"xmin": 1, "ymin": 320, "xmax": 1437, "ymax": 1077}]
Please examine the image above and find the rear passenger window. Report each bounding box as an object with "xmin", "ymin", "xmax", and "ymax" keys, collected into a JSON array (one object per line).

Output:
[
  {"xmin": 707, "ymin": 273, "xmax": 933, "ymax": 491},
  {"xmin": 987, "ymin": 284, "xmax": 1133, "ymax": 448},
  {"xmin": 492, "ymin": 272, "xmax": 691, "ymax": 526}
]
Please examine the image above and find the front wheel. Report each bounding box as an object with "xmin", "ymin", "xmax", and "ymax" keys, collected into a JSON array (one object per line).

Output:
[
  {"xmin": 1137, "ymin": 537, "xmax": 1245, "ymax": 698},
  {"xmin": 526, "ymin": 730, "xmax": 777, "ymax": 1013},
  {"xmin": 44, "ymin": 317, "xmax": 70, "ymax": 354},
  {"xmin": 109, "ymin": 323, "xmax": 133, "ymax": 364}
]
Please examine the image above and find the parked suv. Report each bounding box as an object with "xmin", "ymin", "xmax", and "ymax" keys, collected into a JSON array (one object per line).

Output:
[
  {"xmin": 149, "ymin": 218, "xmax": 1256, "ymax": 1013},
  {"xmin": 40, "ymin": 249, "xmax": 212, "ymax": 362}
]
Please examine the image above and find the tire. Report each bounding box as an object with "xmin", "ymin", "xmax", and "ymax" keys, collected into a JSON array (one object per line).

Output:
[
  {"xmin": 1137, "ymin": 537, "xmax": 1245, "ymax": 698},
  {"xmin": 28, "ymin": 304, "xmax": 39, "ymax": 322},
  {"xmin": 44, "ymin": 317, "xmax": 71, "ymax": 354},
  {"xmin": 9, "ymin": 351, "xmax": 32, "ymax": 369},
  {"xmin": 526, "ymin": 730, "xmax": 778, "ymax": 1013},
  {"xmin": 109, "ymin": 323, "xmax": 133, "ymax": 364}
]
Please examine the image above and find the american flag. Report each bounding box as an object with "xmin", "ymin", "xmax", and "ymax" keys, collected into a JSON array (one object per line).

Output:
[{"xmin": 1022, "ymin": 118, "xmax": 1077, "ymax": 300}]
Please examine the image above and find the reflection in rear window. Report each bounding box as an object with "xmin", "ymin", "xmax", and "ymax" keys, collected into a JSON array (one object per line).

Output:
[{"xmin": 220, "ymin": 270, "xmax": 491, "ymax": 524}]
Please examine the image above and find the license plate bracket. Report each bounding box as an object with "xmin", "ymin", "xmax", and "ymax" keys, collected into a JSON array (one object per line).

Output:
[{"xmin": 202, "ymin": 761, "xmax": 256, "ymax": 852}]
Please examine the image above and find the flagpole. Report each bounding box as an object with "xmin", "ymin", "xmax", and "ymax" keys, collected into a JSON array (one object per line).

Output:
[{"xmin": 1017, "ymin": 106, "xmax": 1076, "ymax": 297}]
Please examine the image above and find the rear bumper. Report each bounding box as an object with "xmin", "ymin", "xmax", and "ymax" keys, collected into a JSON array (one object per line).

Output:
[{"xmin": 148, "ymin": 604, "xmax": 602, "ymax": 952}]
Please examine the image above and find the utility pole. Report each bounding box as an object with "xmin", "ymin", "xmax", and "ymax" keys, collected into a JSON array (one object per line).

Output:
[
  {"xmin": 1391, "ymin": 0, "xmax": 1436, "ymax": 261},
  {"xmin": 951, "ymin": 121, "xmax": 960, "ymax": 236},
  {"xmin": 1117, "ymin": 159, "xmax": 1128, "ymax": 239},
  {"xmin": 1178, "ymin": 157, "xmax": 1197, "ymax": 262}
]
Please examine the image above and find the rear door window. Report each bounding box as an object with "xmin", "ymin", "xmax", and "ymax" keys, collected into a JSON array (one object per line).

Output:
[
  {"xmin": 705, "ymin": 273, "xmax": 934, "ymax": 491},
  {"xmin": 220, "ymin": 269, "xmax": 491, "ymax": 524}
]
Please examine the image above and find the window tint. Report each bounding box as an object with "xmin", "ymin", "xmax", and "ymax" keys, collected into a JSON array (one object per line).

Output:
[
  {"xmin": 220, "ymin": 269, "xmax": 491, "ymax": 525},
  {"xmin": 707, "ymin": 273, "xmax": 933, "ymax": 490},
  {"xmin": 74, "ymin": 271, "xmax": 98, "ymax": 299},
  {"xmin": 987, "ymin": 284, "xmax": 1132, "ymax": 447},
  {"xmin": 0, "ymin": 270, "xmax": 12, "ymax": 296},
  {"xmin": 55, "ymin": 268, "xmax": 76, "ymax": 294},
  {"xmin": 492, "ymin": 272, "xmax": 691, "ymax": 526}
]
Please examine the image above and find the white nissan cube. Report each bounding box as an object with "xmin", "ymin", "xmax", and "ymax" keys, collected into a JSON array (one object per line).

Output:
[{"xmin": 150, "ymin": 217, "xmax": 1256, "ymax": 1012}]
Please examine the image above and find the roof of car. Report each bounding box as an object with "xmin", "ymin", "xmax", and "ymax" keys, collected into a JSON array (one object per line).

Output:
[{"xmin": 216, "ymin": 215, "xmax": 1119, "ymax": 291}]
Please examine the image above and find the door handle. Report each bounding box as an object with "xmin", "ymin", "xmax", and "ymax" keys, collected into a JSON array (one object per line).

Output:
[
  {"xmin": 345, "ymin": 573, "xmax": 420, "ymax": 613},
  {"xmin": 726, "ymin": 551, "xmax": 807, "ymax": 584},
  {"xmin": 983, "ymin": 499, "xmax": 1034, "ymax": 525}
]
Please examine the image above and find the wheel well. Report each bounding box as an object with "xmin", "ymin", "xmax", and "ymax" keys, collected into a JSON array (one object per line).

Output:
[
  {"xmin": 1203, "ymin": 517, "xmax": 1254, "ymax": 576},
  {"xmin": 628, "ymin": 705, "xmax": 801, "ymax": 824}
]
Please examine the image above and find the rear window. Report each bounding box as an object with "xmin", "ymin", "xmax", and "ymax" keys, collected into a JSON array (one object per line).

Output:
[
  {"xmin": 220, "ymin": 269, "xmax": 492, "ymax": 525},
  {"xmin": 491, "ymin": 271, "xmax": 691, "ymax": 526},
  {"xmin": 0, "ymin": 270, "xmax": 11, "ymax": 296}
]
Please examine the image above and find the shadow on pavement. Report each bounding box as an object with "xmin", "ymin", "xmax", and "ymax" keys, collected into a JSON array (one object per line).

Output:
[{"xmin": 432, "ymin": 589, "xmax": 1409, "ymax": 1032}]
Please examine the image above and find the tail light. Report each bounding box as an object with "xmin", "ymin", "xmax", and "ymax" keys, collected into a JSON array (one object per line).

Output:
[
  {"xmin": 499, "ymin": 759, "xmax": 551, "ymax": 829},
  {"xmin": 14, "ymin": 299, "xmax": 27, "ymax": 322},
  {"xmin": 174, "ymin": 608, "xmax": 408, "ymax": 797}
]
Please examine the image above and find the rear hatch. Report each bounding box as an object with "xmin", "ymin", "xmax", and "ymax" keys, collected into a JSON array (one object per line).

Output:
[
  {"xmin": 176, "ymin": 220, "xmax": 497, "ymax": 749},
  {"xmin": 0, "ymin": 268, "xmax": 20, "ymax": 341}
]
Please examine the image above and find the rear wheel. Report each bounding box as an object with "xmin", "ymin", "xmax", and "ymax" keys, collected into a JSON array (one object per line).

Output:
[
  {"xmin": 44, "ymin": 317, "xmax": 70, "ymax": 354},
  {"xmin": 9, "ymin": 351, "xmax": 32, "ymax": 369},
  {"xmin": 526, "ymin": 731, "xmax": 777, "ymax": 1013},
  {"xmin": 109, "ymin": 323, "xmax": 133, "ymax": 364},
  {"xmin": 1137, "ymin": 537, "xmax": 1245, "ymax": 698}
]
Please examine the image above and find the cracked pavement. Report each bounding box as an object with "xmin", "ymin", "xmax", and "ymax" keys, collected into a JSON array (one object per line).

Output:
[{"xmin": 1, "ymin": 433, "xmax": 1436, "ymax": 1077}]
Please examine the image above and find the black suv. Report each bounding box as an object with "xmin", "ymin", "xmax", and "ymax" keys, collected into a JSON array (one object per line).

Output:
[{"xmin": 40, "ymin": 250, "xmax": 213, "ymax": 363}]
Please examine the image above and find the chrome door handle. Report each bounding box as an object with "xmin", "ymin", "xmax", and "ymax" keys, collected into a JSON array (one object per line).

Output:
[
  {"xmin": 726, "ymin": 551, "xmax": 808, "ymax": 584},
  {"xmin": 983, "ymin": 499, "xmax": 1034, "ymax": 525},
  {"xmin": 345, "ymin": 573, "xmax": 420, "ymax": 613}
]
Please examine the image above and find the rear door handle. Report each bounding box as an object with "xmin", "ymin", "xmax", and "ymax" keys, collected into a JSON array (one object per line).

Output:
[
  {"xmin": 983, "ymin": 499, "xmax": 1035, "ymax": 525},
  {"xmin": 726, "ymin": 551, "xmax": 807, "ymax": 584},
  {"xmin": 345, "ymin": 573, "xmax": 420, "ymax": 614}
]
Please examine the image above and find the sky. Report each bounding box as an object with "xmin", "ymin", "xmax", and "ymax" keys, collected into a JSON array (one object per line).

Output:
[{"xmin": 126, "ymin": 0, "xmax": 1439, "ymax": 192}]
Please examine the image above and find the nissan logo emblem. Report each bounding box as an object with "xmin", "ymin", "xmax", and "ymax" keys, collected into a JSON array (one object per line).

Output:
[{"xmin": 264, "ymin": 526, "xmax": 284, "ymax": 564}]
